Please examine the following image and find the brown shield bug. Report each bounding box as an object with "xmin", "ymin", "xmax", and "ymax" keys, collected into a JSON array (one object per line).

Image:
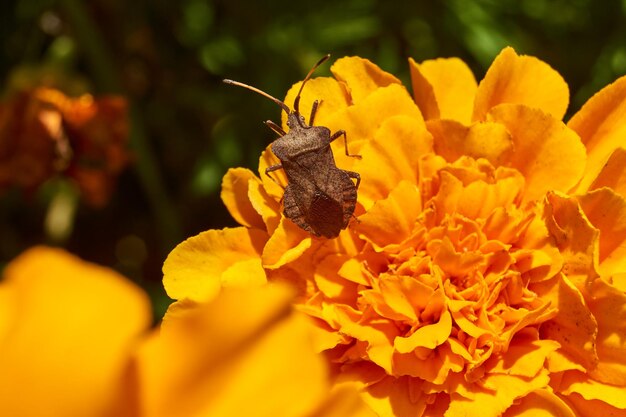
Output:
[{"xmin": 223, "ymin": 54, "xmax": 361, "ymax": 238}]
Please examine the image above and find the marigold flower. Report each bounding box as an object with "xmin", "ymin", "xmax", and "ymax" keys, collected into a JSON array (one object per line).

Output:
[
  {"xmin": 0, "ymin": 88, "xmax": 129, "ymax": 206},
  {"xmin": 164, "ymin": 47, "xmax": 626, "ymax": 416}
]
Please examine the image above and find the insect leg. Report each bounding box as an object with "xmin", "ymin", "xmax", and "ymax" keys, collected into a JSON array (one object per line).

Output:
[
  {"xmin": 309, "ymin": 100, "xmax": 321, "ymax": 126},
  {"xmin": 265, "ymin": 163, "xmax": 286, "ymax": 189},
  {"xmin": 264, "ymin": 120, "xmax": 286, "ymax": 136},
  {"xmin": 330, "ymin": 130, "xmax": 362, "ymax": 159},
  {"xmin": 344, "ymin": 170, "xmax": 361, "ymax": 189}
]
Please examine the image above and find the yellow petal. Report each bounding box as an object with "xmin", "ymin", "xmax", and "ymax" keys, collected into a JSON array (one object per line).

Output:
[
  {"xmin": 358, "ymin": 374, "xmax": 429, "ymax": 417},
  {"xmin": 261, "ymin": 216, "xmax": 312, "ymax": 269},
  {"xmin": 394, "ymin": 309, "xmax": 452, "ymax": 353},
  {"xmin": 326, "ymin": 84, "xmax": 426, "ymax": 166},
  {"xmin": 589, "ymin": 147, "xmax": 626, "ymax": 198},
  {"xmin": 502, "ymin": 389, "xmax": 577, "ymax": 417},
  {"xmin": 576, "ymin": 188, "xmax": 626, "ymax": 277},
  {"xmin": 409, "ymin": 57, "xmax": 477, "ymax": 124},
  {"xmin": 560, "ymin": 370, "xmax": 626, "ymax": 409},
  {"xmin": 331, "ymin": 56, "xmax": 402, "ymax": 103},
  {"xmin": 281, "ymin": 76, "xmax": 351, "ymax": 131},
  {"xmin": 447, "ymin": 370, "xmax": 551, "ymax": 417},
  {"xmin": 355, "ymin": 180, "xmax": 422, "ymax": 252},
  {"xmin": 566, "ymin": 393, "xmax": 626, "ymax": 417},
  {"xmin": 531, "ymin": 273, "xmax": 598, "ymax": 370},
  {"xmin": 355, "ymin": 115, "xmax": 432, "ymax": 209},
  {"xmin": 163, "ymin": 227, "xmax": 268, "ymax": 302},
  {"xmin": 427, "ymin": 119, "xmax": 513, "ymax": 167},
  {"xmin": 220, "ymin": 167, "xmax": 265, "ymax": 229},
  {"xmin": 488, "ymin": 104, "xmax": 586, "ymax": 204},
  {"xmin": 488, "ymin": 339, "xmax": 560, "ymax": 378},
  {"xmin": 247, "ymin": 175, "xmax": 282, "ymax": 234},
  {"xmin": 544, "ymin": 192, "xmax": 599, "ymax": 291},
  {"xmin": 568, "ymin": 75, "xmax": 626, "ymax": 193},
  {"xmin": 473, "ymin": 47, "xmax": 569, "ymax": 121},
  {"xmin": 137, "ymin": 284, "xmax": 344, "ymax": 417},
  {"xmin": 0, "ymin": 247, "xmax": 150, "ymax": 417}
]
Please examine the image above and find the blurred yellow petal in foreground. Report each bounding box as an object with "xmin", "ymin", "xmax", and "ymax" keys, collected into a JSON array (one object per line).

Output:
[
  {"xmin": 0, "ymin": 247, "xmax": 372, "ymax": 417},
  {"xmin": 0, "ymin": 246, "xmax": 151, "ymax": 417}
]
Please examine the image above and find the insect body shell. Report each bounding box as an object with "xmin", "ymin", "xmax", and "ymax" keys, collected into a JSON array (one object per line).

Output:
[{"xmin": 272, "ymin": 113, "xmax": 357, "ymax": 238}]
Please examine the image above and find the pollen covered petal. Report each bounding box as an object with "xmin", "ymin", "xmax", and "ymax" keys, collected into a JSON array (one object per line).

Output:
[
  {"xmin": 163, "ymin": 227, "xmax": 268, "ymax": 302},
  {"xmin": 473, "ymin": 47, "xmax": 569, "ymax": 121},
  {"xmin": 409, "ymin": 57, "xmax": 477, "ymax": 124}
]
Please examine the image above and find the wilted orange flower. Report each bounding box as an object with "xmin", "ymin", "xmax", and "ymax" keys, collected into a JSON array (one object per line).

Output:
[
  {"xmin": 0, "ymin": 88, "xmax": 129, "ymax": 206},
  {"xmin": 164, "ymin": 47, "xmax": 626, "ymax": 416},
  {"xmin": 0, "ymin": 247, "xmax": 371, "ymax": 417}
]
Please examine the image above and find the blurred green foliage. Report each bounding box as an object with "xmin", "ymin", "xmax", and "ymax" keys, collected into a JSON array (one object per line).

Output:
[{"xmin": 1, "ymin": 0, "xmax": 626, "ymax": 317}]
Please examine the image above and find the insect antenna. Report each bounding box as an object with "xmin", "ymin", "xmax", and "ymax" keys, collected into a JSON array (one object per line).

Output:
[
  {"xmin": 293, "ymin": 54, "xmax": 331, "ymax": 115},
  {"xmin": 222, "ymin": 79, "xmax": 291, "ymax": 115}
]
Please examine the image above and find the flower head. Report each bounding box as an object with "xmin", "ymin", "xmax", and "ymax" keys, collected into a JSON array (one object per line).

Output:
[
  {"xmin": 0, "ymin": 88, "xmax": 129, "ymax": 206},
  {"xmin": 164, "ymin": 47, "xmax": 626, "ymax": 416}
]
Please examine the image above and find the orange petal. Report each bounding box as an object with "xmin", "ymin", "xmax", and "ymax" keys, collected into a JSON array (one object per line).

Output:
[
  {"xmin": 409, "ymin": 57, "xmax": 477, "ymax": 124},
  {"xmin": 220, "ymin": 168, "xmax": 265, "ymax": 229},
  {"xmin": 544, "ymin": 192, "xmax": 599, "ymax": 291},
  {"xmin": 566, "ymin": 393, "xmax": 626, "ymax": 417},
  {"xmin": 325, "ymin": 84, "xmax": 426, "ymax": 168},
  {"xmin": 258, "ymin": 145, "xmax": 287, "ymax": 201},
  {"xmin": 588, "ymin": 147, "xmax": 626, "ymax": 198},
  {"xmin": 261, "ymin": 216, "xmax": 312, "ymax": 269},
  {"xmin": 502, "ymin": 389, "xmax": 577, "ymax": 417},
  {"xmin": 331, "ymin": 56, "xmax": 402, "ymax": 103},
  {"xmin": 488, "ymin": 104, "xmax": 586, "ymax": 204},
  {"xmin": 428, "ymin": 119, "xmax": 513, "ymax": 167},
  {"xmin": 568, "ymin": 75, "xmax": 626, "ymax": 193},
  {"xmin": 585, "ymin": 278, "xmax": 626, "ymax": 385},
  {"xmin": 559, "ymin": 370, "xmax": 626, "ymax": 409},
  {"xmin": 0, "ymin": 247, "xmax": 150, "ymax": 417},
  {"xmin": 488, "ymin": 339, "xmax": 560, "ymax": 378},
  {"xmin": 447, "ymin": 370, "xmax": 551, "ymax": 417},
  {"xmin": 138, "ymin": 284, "xmax": 348, "ymax": 417},
  {"xmin": 394, "ymin": 310, "xmax": 452, "ymax": 353},
  {"xmin": 355, "ymin": 115, "xmax": 432, "ymax": 209},
  {"xmin": 355, "ymin": 180, "xmax": 422, "ymax": 252},
  {"xmin": 163, "ymin": 227, "xmax": 268, "ymax": 302},
  {"xmin": 247, "ymin": 175, "xmax": 282, "ymax": 234},
  {"xmin": 531, "ymin": 274, "xmax": 598, "ymax": 370},
  {"xmin": 358, "ymin": 375, "xmax": 429, "ymax": 417},
  {"xmin": 576, "ymin": 188, "xmax": 626, "ymax": 277},
  {"xmin": 473, "ymin": 47, "xmax": 569, "ymax": 121}
]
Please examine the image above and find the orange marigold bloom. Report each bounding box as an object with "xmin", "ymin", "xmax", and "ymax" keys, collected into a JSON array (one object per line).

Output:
[
  {"xmin": 164, "ymin": 47, "xmax": 626, "ymax": 417},
  {"xmin": 0, "ymin": 88, "xmax": 129, "ymax": 206}
]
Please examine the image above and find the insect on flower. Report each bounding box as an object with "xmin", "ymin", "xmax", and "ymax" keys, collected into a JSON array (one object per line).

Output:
[{"xmin": 223, "ymin": 55, "xmax": 361, "ymax": 238}]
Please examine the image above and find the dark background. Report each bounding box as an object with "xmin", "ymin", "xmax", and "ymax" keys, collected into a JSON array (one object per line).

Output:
[{"xmin": 2, "ymin": 0, "xmax": 625, "ymax": 317}]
